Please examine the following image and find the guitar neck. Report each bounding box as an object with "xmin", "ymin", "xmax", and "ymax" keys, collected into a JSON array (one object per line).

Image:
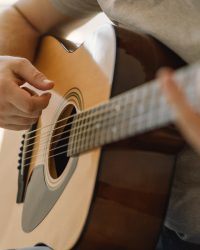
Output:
[{"xmin": 67, "ymin": 62, "xmax": 200, "ymax": 156}]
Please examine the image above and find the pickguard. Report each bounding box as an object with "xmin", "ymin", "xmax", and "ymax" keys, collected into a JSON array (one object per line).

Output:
[{"xmin": 22, "ymin": 157, "xmax": 78, "ymax": 232}]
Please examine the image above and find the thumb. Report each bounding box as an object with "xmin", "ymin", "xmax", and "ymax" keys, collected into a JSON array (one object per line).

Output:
[{"xmin": 12, "ymin": 58, "xmax": 54, "ymax": 90}]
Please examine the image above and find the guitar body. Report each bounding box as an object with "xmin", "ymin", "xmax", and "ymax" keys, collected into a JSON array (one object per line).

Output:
[{"xmin": 0, "ymin": 25, "xmax": 185, "ymax": 250}]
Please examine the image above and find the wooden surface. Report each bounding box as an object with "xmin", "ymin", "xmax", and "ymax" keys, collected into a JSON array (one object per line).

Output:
[
  {"xmin": 0, "ymin": 25, "xmax": 114, "ymax": 249},
  {"xmin": 73, "ymin": 26, "xmax": 185, "ymax": 250},
  {"xmin": 0, "ymin": 24, "xmax": 186, "ymax": 250}
]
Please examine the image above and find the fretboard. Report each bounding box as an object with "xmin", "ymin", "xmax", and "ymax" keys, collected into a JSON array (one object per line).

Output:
[{"xmin": 67, "ymin": 62, "xmax": 200, "ymax": 157}]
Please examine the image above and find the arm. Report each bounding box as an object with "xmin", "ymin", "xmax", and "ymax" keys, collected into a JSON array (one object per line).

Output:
[
  {"xmin": 0, "ymin": 0, "xmax": 77, "ymax": 130},
  {"xmin": 158, "ymin": 68, "xmax": 200, "ymax": 154},
  {"xmin": 0, "ymin": 0, "xmax": 70, "ymax": 60}
]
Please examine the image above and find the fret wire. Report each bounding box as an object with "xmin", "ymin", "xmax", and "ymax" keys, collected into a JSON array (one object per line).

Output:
[
  {"xmin": 24, "ymin": 80, "xmax": 157, "ymax": 149},
  {"xmin": 105, "ymin": 98, "xmax": 118, "ymax": 143},
  {"xmin": 77, "ymin": 111, "xmax": 86, "ymax": 154},
  {"xmin": 109, "ymin": 98, "xmax": 121, "ymax": 142},
  {"xmin": 50, "ymin": 106, "xmax": 173, "ymax": 160},
  {"xmin": 22, "ymin": 62, "xmax": 200, "ymax": 148},
  {"xmin": 89, "ymin": 109, "xmax": 95, "ymax": 150},
  {"xmin": 119, "ymin": 94, "xmax": 128, "ymax": 139},
  {"xmin": 86, "ymin": 109, "xmax": 95, "ymax": 151},
  {"xmin": 95, "ymin": 105, "xmax": 103, "ymax": 147},
  {"xmin": 67, "ymin": 104, "xmax": 172, "ymax": 156},
  {"xmin": 83, "ymin": 107, "xmax": 97, "ymax": 153},
  {"xmin": 97, "ymin": 104, "xmax": 106, "ymax": 147},
  {"xmin": 111, "ymin": 100, "xmax": 121, "ymax": 141},
  {"xmin": 100, "ymin": 101, "xmax": 110, "ymax": 145},
  {"xmin": 23, "ymin": 89, "xmax": 198, "ymax": 165},
  {"xmin": 92, "ymin": 105, "xmax": 102, "ymax": 148},
  {"xmin": 92, "ymin": 103, "xmax": 104, "ymax": 148},
  {"xmin": 110, "ymin": 94, "xmax": 129, "ymax": 142},
  {"xmin": 105, "ymin": 101, "xmax": 112, "ymax": 142},
  {"xmin": 98, "ymin": 103, "xmax": 108, "ymax": 146},
  {"xmin": 23, "ymin": 82, "xmax": 162, "ymax": 160},
  {"xmin": 68, "ymin": 90, "xmax": 168, "ymax": 156},
  {"xmin": 23, "ymin": 73, "xmax": 198, "ymax": 161},
  {"xmin": 72, "ymin": 87, "xmax": 195, "ymax": 156},
  {"xmin": 89, "ymin": 102, "xmax": 100, "ymax": 149},
  {"xmin": 70, "ymin": 97, "xmax": 145, "ymax": 156},
  {"xmin": 83, "ymin": 109, "xmax": 92, "ymax": 152},
  {"xmin": 80, "ymin": 110, "xmax": 89, "ymax": 154},
  {"xmin": 21, "ymin": 62, "xmax": 200, "ymax": 165},
  {"xmin": 68, "ymin": 113, "xmax": 77, "ymax": 155},
  {"xmin": 24, "ymin": 85, "xmax": 162, "ymax": 158},
  {"xmin": 74, "ymin": 112, "xmax": 82, "ymax": 155}
]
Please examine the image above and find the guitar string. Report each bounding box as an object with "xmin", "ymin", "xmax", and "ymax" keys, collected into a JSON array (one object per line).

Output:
[
  {"xmin": 24, "ymin": 90, "xmax": 135, "ymax": 138},
  {"xmin": 19, "ymin": 64, "xmax": 198, "ymax": 171},
  {"xmin": 21, "ymin": 61, "xmax": 197, "ymax": 149},
  {"xmin": 21, "ymin": 94, "xmax": 169, "ymax": 168},
  {"xmin": 23, "ymin": 95, "xmax": 153, "ymax": 155},
  {"xmin": 21, "ymin": 84, "xmax": 196, "ymax": 170},
  {"xmin": 22, "ymin": 44, "xmax": 198, "ymax": 142},
  {"xmin": 23, "ymin": 80, "xmax": 156, "ymax": 142},
  {"xmin": 67, "ymin": 106, "xmax": 172, "ymax": 156},
  {"xmin": 21, "ymin": 110, "xmax": 156, "ymax": 168},
  {"xmin": 23, "ymin": 66, "xmax": 193, "ymax": 146},
  {"xmin": 22, "ymin": 85, "xmax": 158, "ymax": 156},
  {"xmin": 22, "ymin": 98, "xmax": 143, "ymax": 164},
  {"xmin": 21, "ymin": 80, "xmax": 195, "ymax": 165},
  {"xmin": 21, "ymin": 103, "xmax": 173, "ymax": 170},
  {"xmin": 23, "ymin": 100, "xmax": 117, "ymax": 144},
  {"xmin": 21, "ymin": 83, "xmax": 196, "ymax": 170}
]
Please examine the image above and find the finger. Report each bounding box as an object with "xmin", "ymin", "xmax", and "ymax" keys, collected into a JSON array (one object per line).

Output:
[
  {"xmin": 1, "ymin": 115, "xmax": 38, "ymax": 126},
  {"xmin": 8, "ymin": 83, "xmax": 51, "ymax": 114},
  {"xmin": 12, "ymin": 58, "xmax": 54, "ymax": 90},
  {"xmin": 2, "ymin": 102, "xmax": 41, "ymax": 119},
  {"xmin": 158, "ymin": 68, "xmax": 193, "ymax": 121},
  {"xmin": 1, "ymin": 123, "xmax": 31, "ymax": 131},
  {"xmin": 158, "ymin": 68, "xmax": 200, "ymax": 151}
]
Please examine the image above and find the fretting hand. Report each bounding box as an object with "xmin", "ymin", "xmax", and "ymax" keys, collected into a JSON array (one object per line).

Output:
[{"xmin": 158, "ymin": 68, "xmax": 200, "ymax": 153}]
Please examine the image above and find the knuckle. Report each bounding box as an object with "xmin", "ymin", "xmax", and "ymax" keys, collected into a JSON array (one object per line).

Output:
[
  {"xmin": 25, "ymin": 101, "xmax": 36, "ymax": 113},
  {"xmin": 22, "ymin": 117, "xmax": 37, "ymax": 125},
  {"xmin": 30, "ymin": 118, "xmax": 38, "ymax": 125},
  {"xmin": 32, "ymin": 70, "xmax": 44, "ymax": 81},
  {"xmin": 0, "ymin": 105, "xmax": 5, "ymax": 115},
  {"xmin": 22, "ymin": 118, "xmax": 30, "ymax": 125},
  {"xmin": 16, "ymin": 57, "xmax": 30, "ymax": 68}
]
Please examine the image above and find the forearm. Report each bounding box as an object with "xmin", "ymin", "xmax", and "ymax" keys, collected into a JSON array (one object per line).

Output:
[{"xmin": 0, "ymin": 6, "xmax": 40, "ymax": 61}]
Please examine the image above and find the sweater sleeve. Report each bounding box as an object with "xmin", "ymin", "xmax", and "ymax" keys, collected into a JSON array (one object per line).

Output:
[{"xmin": 49, "ymin": 0, "xmax": 101, "ymax": 18}]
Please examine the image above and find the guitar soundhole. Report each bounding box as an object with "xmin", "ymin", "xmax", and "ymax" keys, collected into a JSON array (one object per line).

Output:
[{"xmin": 49, "ymin": 104, "xmax": 76, "ymax": 179}]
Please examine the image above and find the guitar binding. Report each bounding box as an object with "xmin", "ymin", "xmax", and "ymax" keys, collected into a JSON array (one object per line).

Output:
[{"xmin": 16, "ymin": 122, "xmax": 38, "ymax": 204}]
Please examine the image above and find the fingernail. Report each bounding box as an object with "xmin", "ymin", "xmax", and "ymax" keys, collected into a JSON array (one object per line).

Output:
[
  {"xmin": 157, "ymin": 67, "xmax": 172, "ymax": 78},
  {"xmin": 43, "ymin": 79, "xmax": 54, "ymax": 84}
]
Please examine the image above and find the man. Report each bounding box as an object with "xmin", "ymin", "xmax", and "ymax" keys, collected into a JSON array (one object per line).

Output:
[{"xmin": 0, "ymin": 0, "xmax": 200, "ymax": 249}]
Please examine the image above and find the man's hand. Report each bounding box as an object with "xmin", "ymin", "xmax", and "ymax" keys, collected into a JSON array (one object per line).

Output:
[
  {"xmin": 158, "ymin": 68, "xmax": 200, "ymax": 154},
  {"xmin": 0, "ymin": 56, "xmax": 54, "ymax": 130}
]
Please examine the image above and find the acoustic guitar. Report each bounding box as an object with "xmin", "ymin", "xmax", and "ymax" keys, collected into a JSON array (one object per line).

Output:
[{"xmin": 0, "ymin": 24, "xmax": 198, "ymax": 250}]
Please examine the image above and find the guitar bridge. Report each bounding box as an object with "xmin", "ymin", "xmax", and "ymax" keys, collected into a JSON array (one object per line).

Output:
[{"xmin": 16, "ymin": 123, "xmax": 38, "ymax": 203}]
